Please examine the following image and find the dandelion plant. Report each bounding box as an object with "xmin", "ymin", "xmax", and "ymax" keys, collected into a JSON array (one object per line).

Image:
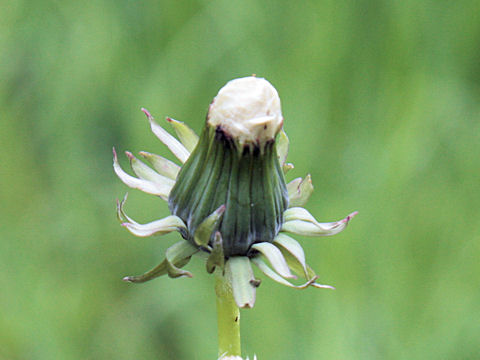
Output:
[{"xmin": 113, "ymin": 76, "xmax": 357, "ymax": 359}]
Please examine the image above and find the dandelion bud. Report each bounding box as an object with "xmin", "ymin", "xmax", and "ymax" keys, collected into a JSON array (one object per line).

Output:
[
  {"xmin": 169, "ymin": 76, "xmax": 288, "ymax": 257},
  {"xmin": 115, "ymin": 76, "xmax": 356, "ymax": 308}
]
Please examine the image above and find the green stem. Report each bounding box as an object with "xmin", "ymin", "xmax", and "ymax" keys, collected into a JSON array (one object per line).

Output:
[{"xmin": 215, "ymin": 271, "xmax": 241, "ymax": 358}]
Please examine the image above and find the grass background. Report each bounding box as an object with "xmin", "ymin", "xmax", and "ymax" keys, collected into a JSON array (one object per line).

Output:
[{"xmin": 1, "ymin": 1, "xmax": 479, "ymax": 359}]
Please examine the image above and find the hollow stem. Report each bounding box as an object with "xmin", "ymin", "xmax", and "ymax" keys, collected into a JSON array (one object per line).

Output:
[{"xmin": 215, "ymin": 270, "xmax": 241, "ymax": 358}]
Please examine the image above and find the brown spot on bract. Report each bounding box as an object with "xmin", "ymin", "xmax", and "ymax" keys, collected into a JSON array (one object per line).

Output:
[{"xmin": 250, "ymin": 279, "xmax": 261, "ymax": 288}]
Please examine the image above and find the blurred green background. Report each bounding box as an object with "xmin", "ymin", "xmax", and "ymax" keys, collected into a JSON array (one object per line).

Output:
[{"xmin": 1, "ymin": 0, "xmax": 479, "ymax": 359}]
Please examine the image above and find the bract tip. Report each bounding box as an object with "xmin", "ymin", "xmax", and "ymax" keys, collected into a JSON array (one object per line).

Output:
[{"xmin": 141, "ymin": 107, "xmax": 152, "ymax": 118}]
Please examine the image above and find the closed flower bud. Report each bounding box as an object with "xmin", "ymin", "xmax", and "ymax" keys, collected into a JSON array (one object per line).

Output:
[
  {"xmin": 169, "ymin": 76, "xmax": 288, "ymax": 257},
  {"xmin": 114, "ymin": 76, "xmax": 356, "ymax": 308}
]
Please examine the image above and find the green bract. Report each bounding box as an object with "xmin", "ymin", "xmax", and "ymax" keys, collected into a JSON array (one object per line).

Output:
[
  {"xmin": 169, "ymin": 125, "xmax": 288, "ymax": 257},
  {"xmin": 114, "ymin": 76, "xmax": 357, "ymax": 308}
]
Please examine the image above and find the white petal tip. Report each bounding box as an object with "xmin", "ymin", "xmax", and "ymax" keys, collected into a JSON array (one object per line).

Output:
[{"xmin": 207, "ymin": 77, "xmax": 283, "ymax": 145}]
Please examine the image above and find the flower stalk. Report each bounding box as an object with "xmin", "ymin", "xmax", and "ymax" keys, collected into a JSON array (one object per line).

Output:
[{"xmin": 215, "ymin": 270, "xmax": 241, "ymax": 358}]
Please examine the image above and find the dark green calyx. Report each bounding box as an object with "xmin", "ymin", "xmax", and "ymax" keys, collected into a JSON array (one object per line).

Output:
[{"xmin": 168, "ymin": 125, "xmax": 288, "ymax": 257}]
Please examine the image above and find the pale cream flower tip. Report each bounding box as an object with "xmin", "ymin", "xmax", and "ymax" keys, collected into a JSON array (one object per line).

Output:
[{"xmin": 208, "ymin": 76, "xmax": 283, "ymax": 146}]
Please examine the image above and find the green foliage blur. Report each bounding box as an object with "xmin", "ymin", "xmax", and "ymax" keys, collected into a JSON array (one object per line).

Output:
[{"xmin": 1, "ymin": 1, "xmax": 479, "ymax": 359}]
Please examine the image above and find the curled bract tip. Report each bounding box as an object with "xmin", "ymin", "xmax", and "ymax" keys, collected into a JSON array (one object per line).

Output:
[
  {"xmin": 344, "ymin": 211, "xmax": 359, "ymax": 222},
  {"xmin": 141, "ymin": 107, "xmax": 152, "ymax": 119}
]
